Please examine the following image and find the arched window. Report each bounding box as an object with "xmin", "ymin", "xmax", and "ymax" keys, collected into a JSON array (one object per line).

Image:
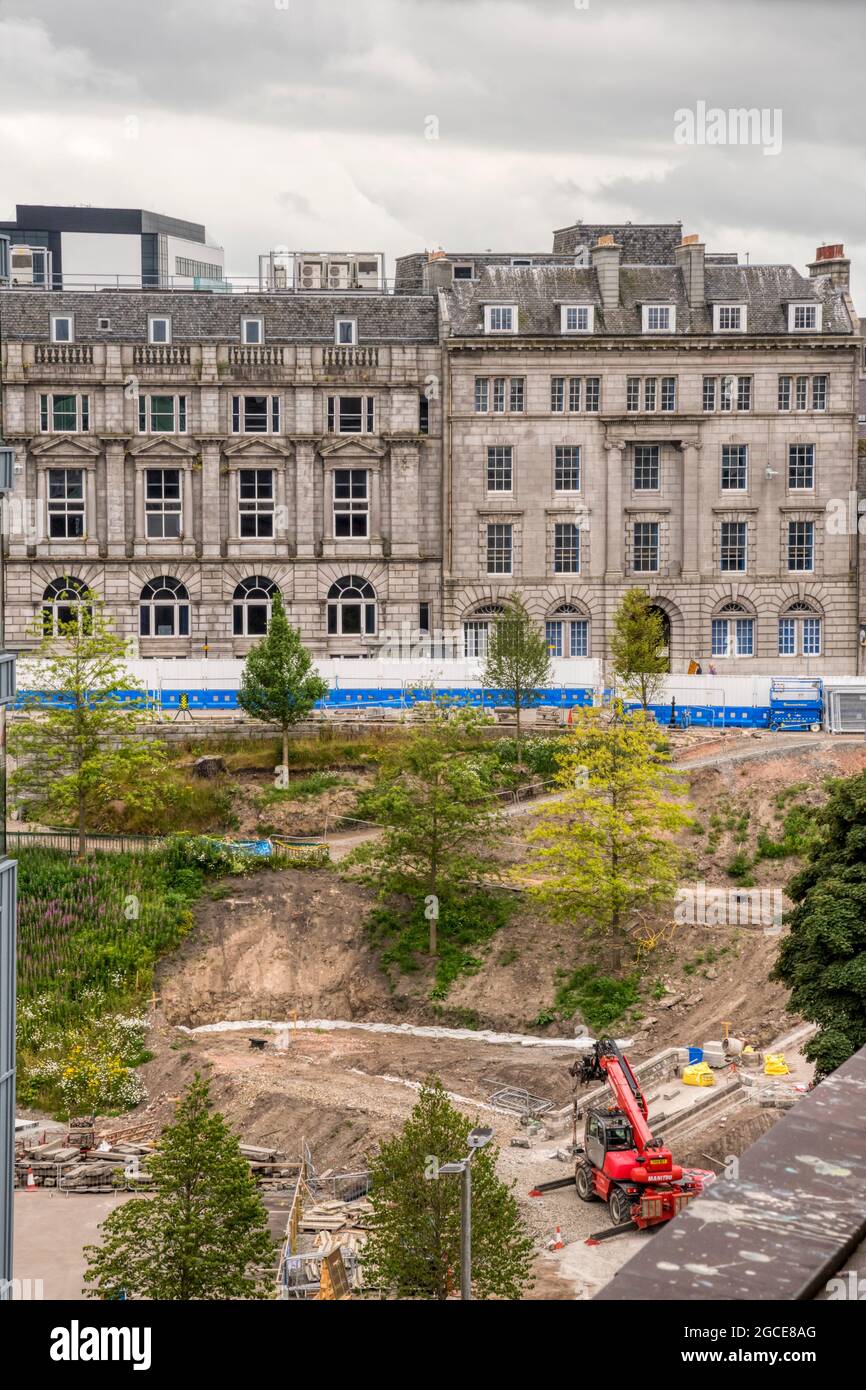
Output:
[
  {"xmin": 327, "ymin": 576, "xmax": 376, "ymax": 637},
  {"xmin": 139, "ymin": 576, "xmax": 189, "ymax": 638},
  {"xmin": 42, "ymin": 576, "xmax": 92, "ymax": 636},
  {"xmin": 463, "ymin": 603, "xmax": 505, "ymax": 659},
  {"xmin": 711, "ymin": 601, "xmax": 754, "ymax": 659},
  {"xmin": 233, "ymin": 576, "xmax": 277, "ymax": 637},
  {"xmin": 545, "ymin": 603, "xmax": 590, "ymax": 658},
  {"xmin": 779, "ymin": 601, "xmax": 822, "ymax": 657}
]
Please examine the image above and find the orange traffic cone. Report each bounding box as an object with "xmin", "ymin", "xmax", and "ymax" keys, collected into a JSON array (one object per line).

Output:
[
  {"xmin": 25, "ymin": 1167, "xmax": 37, "ymax": 1192},
  {"xmin": 548, "ymin": 1225, "xmax": 564, "ymax": 1250}
]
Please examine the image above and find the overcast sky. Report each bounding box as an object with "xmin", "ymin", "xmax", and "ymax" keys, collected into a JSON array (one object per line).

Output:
[{"xmin": 0, "ymin": 0, "xmax": 863, "ymax": 302}]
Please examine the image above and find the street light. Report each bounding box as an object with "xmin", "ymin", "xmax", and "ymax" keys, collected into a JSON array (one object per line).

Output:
[{"xmin": 439, "ymin": 1126, "xmax": 494, "ymax": 1301}]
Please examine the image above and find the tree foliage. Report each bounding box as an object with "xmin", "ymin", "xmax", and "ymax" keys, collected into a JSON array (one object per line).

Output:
[
  {"xmin": 609, "ymin": 588, "xmax": 669, "ymax": 709},
  {"xmin": 361, "ymin": 1077, "xmax": 533, "ymax": 1300},
  {"xmin": 522, "ymin": 705, "xmax": 692, "ymax": 952},
  {"xmin": 237, "ymin": 592, "xmax": 328, "ymax": 770},
  {"xmin": 82, "ymin": 1075, "xmax": 275, "ymax": 1300},
  {"xmin": 773, "ymin": 771, "xmax": 866, "ymax": 1077},
  {"xmin": 347, "ymin": 706, "xmax": 503, "ymax": 953},
  {"xmin": 10, "ymin": 596, "xmax": 171, "ymax": 855},
  {"xmin": 480, "ymin": 593, "xmax": 552, "ymax": 746}
]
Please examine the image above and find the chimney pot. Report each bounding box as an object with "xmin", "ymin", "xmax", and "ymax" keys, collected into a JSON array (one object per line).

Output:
[
  {"xmin": 595, "ymin": 234, "xmax": 615, "ymax": 247},
  {"xmin": 808, "ymin": 243, "xmax": 850, "ymax": 288},
  {"xmin": 681, "ymin": 233, "xmax": 700, "ymax": 246}
]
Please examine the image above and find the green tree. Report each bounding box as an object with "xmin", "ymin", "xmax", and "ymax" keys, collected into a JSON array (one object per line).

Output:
[
  {"xmin": 480, "ymin": 593, "xmax": 551, "ymax": 749},
  {"xmin": 609, "ymin": 588, "xmax": 669, "ymax": 709},
  {"xmin": 10, "ymin": 594, "xmax": 171, "ymax": 856},
  {"xmin": 773, "ymin": 771, "xmax": 866, "ymax": 1078},
  {"xmin": 362, "ymin": 1078, "xmax": 533, "ymax": 1300},
  {"xmin": 82, "ymin": 1075, "xmax": 275, "ymax": 1300},
  {"xmin": 237, "ymin": 591, "xmax": 328, "ymax": 772},
  {"xmin": 348, "ymin": 706, "xmax": 503, "ymax": 954},
  {"xmin": 522, "ymin": 704, "xmax": 692, "ymax": 959}
]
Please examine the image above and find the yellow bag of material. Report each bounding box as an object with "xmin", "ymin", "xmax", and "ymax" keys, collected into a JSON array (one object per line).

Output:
[
  {"xmin": 763, "ymin": 1053, "xmax": 790, "ymax": 1076},
  {"xmin": 683, "ymin": 1062, "xmax": 715, "ymax": 1087}
]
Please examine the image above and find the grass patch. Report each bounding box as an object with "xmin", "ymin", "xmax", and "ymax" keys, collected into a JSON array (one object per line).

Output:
[
  {"xmin": 255, "ymin": 772, "xmax": 348, "ymax": 806},
  {"xmin": 365, "ymin": 891, "xmax": 512, "ymax": 1000},
  {"xmin": 549, "ymin": 966, "xmax": 640, "ymax": 1033},
  {"xmin": 754, "ymin": 803, "xmax": 816, "ymax": 863}
]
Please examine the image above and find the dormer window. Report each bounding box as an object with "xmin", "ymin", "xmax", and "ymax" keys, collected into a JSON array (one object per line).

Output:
[
  {"xmin": 789, "ymin": 303, "xmax": 821, "ymax": 332},
  {"xmin": 560, "ymin": 304, "xmax": 594, "ymax": 334},
  {"xmin": 642, "ymin": 304, "xmax": 675, "ymax": 333},
  {"xmin": 714, "ymin": 303, "xmax": 746, "ymax": 332},
  {"xmin": 50, "ymin": 314, "xmax": 73, "ymax": 343},
  {"xmin": 484, "ymin": 304, "xmax": 517, "ymax": 334},
  {"xmin": 241, "ymin": 316, "xmax": 264, "ymax": 345},
  {"xmin": 148, "ymin": 315, "xmax": 171, "ymax": 345},
  {"xmin": 452, "ymin": 262, "xmax": 474, "ymax": 281},
  {"xmin": 335, "ymin": 317, "xmax": 357, "ymax": 346}
]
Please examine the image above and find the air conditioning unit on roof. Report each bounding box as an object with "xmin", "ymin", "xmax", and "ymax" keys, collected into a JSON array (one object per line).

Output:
[{"xmin": 299, "ymin": 257, "xmax": 325, "ymax": 289}]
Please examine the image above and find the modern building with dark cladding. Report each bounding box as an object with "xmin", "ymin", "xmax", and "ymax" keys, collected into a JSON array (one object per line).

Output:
[{"xmin": 0, "ymin": 220, "xmax": 862, "ymax": 671}]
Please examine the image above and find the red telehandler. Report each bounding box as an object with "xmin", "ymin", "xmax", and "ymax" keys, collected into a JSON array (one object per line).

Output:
[{"xmin": 529, "ymin": 1038, "xmax": 714, "ymax": 1230}]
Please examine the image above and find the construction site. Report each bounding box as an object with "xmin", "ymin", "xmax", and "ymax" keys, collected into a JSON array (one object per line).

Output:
[{"xmin": 11, "ymin": 722, "xmax": 863, "ymax": 1301}]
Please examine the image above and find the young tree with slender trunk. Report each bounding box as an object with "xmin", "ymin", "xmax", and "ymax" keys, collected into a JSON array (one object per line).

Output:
[
  {"xmin": 237, "ymin": 591, "xmax": 328, "ymax": 773},
  {"xmin": 609, "ymin": 587, "xmax": 669, "ymax": 710},
  {"xmin": 362, "ymin": 1077, "xmax": 533, "ymax": 1300},
  {"xmin": 521, "ymin": 704, "xmax": 692, "ymax": 962},
  {"xmin": 348, "ymin": 706, "xmax": 502, "ymax": 954},
  {"xmin": 480, "ymin": 593, "xmax": 551, "ymax": 749},
  {"xmin": 82, "ymin": 1075, "xmax": 275, "ymax": 1300},
  {"xmin": 10, "ymin": 595, "xmax": 171, "ymax": 856}
]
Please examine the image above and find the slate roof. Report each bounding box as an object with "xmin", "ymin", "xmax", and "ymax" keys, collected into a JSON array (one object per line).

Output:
[
  {"xmin": 394, "ymin": 251, "xmax": 578, "ymax": 293},
  {"xmin": 442, "ymin": 263, "xmax": 854, "ymax": 337},
  {"xmin": 0, "ymin": 290, "xmax": 439, "ymax": 343},
  {"xmin": 552, "ymin": 222, "xmax": 683, "ymax": 264}
]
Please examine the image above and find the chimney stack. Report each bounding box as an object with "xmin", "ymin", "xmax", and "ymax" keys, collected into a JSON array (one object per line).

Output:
[
  {"xmin": 808, "ymin": 243, "xmax": 850, "ymax": 290},
  {"xmin": 591, "ymin": 234, "xmax": 620, "ymax": 309},
  {"xmin": 424, "ymin": 251, "xmax": 455, "ymax": 293},
  {"xmin": 675, "ymin": 234, "xmax": 705, "ymax": 307}
]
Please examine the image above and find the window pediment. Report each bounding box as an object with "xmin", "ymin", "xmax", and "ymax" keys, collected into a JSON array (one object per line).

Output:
[
  {"xmin": 128, "ymin": 436, "xmax": 197, "ymax": 460},
  {"xmin": 319, "ymin": 435, "xmax": 386, "ymax": 460},
  {"xmin": 223, "ymin": 437, "xmax": 290, "ymax": 460},
  {"xmin": 30, "ymin": 435, "xmax": 99, "ymax": 460}
]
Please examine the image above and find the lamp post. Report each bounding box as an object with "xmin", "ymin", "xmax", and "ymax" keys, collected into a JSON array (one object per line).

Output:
[{"xmin": 439, "ymin": 1125, "xmax": 493, "ymax": 1301}]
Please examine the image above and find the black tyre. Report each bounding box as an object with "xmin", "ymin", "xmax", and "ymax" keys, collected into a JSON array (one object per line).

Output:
[
  {"xmin": 608, "ymin": 1186, "xmax": 632, "ymax": 1226},
  {"xmin": 575, "ymin": 1163, "xmax": 597, "ymax": 1202}
]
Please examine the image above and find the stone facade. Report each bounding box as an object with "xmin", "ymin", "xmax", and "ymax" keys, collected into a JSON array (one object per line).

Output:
[
  {"xmin": 436, "ymin": 233, "xmax": 863, "ymax": 675},
  {"xmin": 0, "ymin": 291, "xmax": 443, "ymax": 657},
  {"xmin": 0, "ymin": 226, "xmax": 863, "ymax": 674}
]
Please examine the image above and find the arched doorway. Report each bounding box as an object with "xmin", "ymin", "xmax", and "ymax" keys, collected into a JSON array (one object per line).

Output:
[{"xmin": 647, "ymin": 605, "xmax": 671, "ymax": 672}]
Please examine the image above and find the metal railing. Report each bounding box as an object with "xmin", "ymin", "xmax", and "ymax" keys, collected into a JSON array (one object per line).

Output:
[
  {"xmin": 1, "ymin": 273, "xmax": 414, "ymax": 295},
  {"xmin": 5, "ymin": 829, "xmax": 163, "ymax": 855}
]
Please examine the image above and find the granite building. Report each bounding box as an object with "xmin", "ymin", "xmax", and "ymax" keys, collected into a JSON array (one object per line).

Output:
[{"xmin": 0, "ymin": 221, "xmax": 862, "ymax": 673}]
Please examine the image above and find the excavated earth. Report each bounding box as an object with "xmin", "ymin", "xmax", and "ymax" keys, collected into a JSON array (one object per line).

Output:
[{"xmin": 101, "ymin": 732, "xmax": 866, "ymax": 1296}]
